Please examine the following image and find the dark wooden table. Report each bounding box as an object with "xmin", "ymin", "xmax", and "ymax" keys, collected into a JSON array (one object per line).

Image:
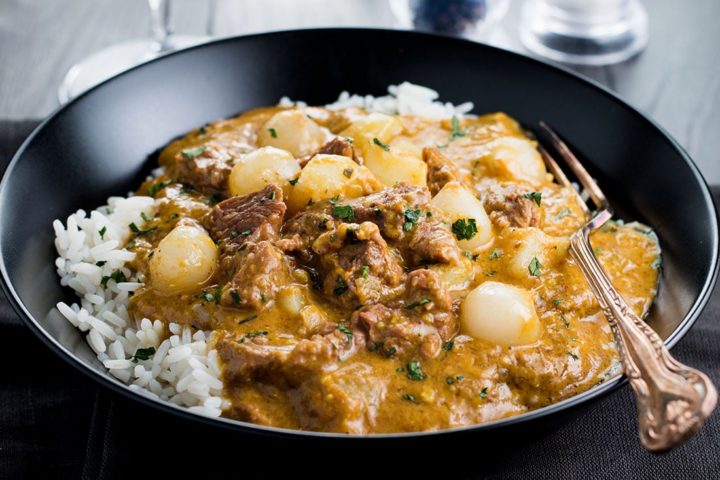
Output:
[{"xmin": 1, "ymin": 0, "xmax": 718, "ymax": 182}]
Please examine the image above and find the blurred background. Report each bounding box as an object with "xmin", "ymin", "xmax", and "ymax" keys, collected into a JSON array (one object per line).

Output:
[{"xmin": 0, "ymin": 0, "xmax": 718, "ymax": 182}]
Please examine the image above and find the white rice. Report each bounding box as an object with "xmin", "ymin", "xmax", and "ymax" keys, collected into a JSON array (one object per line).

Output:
[
  {"xmin": 280, "ymin": 81, "xmax": 474, "ymax": 120},
  {"xmin": 53, "ymin": 195, "xmax": 226, "ymax": 417}
]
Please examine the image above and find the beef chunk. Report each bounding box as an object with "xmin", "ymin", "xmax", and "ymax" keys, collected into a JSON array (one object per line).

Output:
[
  {"xmin": 204, "ymin": 184, "xmax": 286, "ymax": 249},
  {"xmin": 277, "ymin": 205, "xmax": 336, "ymax": 260},
  {"xmin": 481, "ymin": 183, "xmax": 541, "ymax": 229},
  {"xmin": 407, "ymin": 216, "xmax": 462, "ymax": 265},
  {"xmin": 291, "ymin": 362, "xmax": 387, "ymax": 434},
  {"xmin": 345, "ymin": 185, "xmax": 462, "ymax": 265},
  {"xmin": 220, "ymin": 241, "xmax": 292, "ymax": 309},
  {"xmin": 423, "ymin": 146, "xmax": 472, "ymax": 195},
  {"xmin": 313, "ymin": 222, "xmax": 405, "ymax": 308},
  {"xmin": 317, "ymin": 137, "xmax": 355, "ymax": 159},
  {"xmin": 352, "ymin": 269, "xmax": 456, "ymax": 359},
  {"xmin": 170, "ymin": 144, "xmax": 234, "ymax": 195}
]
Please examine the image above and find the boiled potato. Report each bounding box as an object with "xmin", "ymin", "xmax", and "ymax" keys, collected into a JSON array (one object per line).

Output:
[
  {"xmin": 340, "ymin": 113, "xmax": 403, "ymax": 144},
  {"xmin": 363, "ymin": 141, "xmax": 428, "ymax": 187},
  {"xmin": 258, "ymin": 110, "xmax": 328, "ymax": 158},
  {"xmin": 288, "ymin": 154, "xmax": 381, "ymax": 213},
  {"xmin": 461, "ymin": 281, "xmax": 541, "ymax": 346},
  {"xmin": 429, "ymin": 255, "xmax": 475, "ymax": 291},
  {"xmin": 149, "ymin": 223, "xmax": 218, "ymax": 294},
  {"xmin": 228, "ymin": 146, "xmax": 301, "ymax": 198},
  {"xmin": 485, "ymin": 137, "xmax": 548, "ymax": 186},
  {"xmin": 431, "ymin": 182, "xmax": 493, "ymax": 251},
  {"xmin": 504, "ymin": 227, "xmax": 568, "ymax": 279}
]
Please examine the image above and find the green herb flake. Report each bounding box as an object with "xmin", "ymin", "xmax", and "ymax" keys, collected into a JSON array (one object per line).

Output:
[
  {"xmin": 360, "ymin": 265, "xmax": 370, "ymax": 279},
  {"xmin": 396, "ymin": 367, "xmax": 405, "ymax": 373},
  {"xmin": 239, "ymin": 331, "xmax": 268, "ymax": 343},
  {"xmin": 557, "ymin": 208, "xmax": 572, "ymax": 220},
  {"xmin": 148, "ymin": 179, "xmax": 171, "ymax": 197},
  {"xmin": 568, "ymin": 351, "xmax": 579, "ymax": 361},
  {"xmin": 98, "ymin": 226, "xmax": 107, "ymax": 239},
  {"xmin": 260, "ymin": 293, "xmax": 268, "ymax": 303},
  {"xmin": 343, "ymin": 168, "xmax": 354, "ymax": 178},
  {"xmin": 479, "ymin": 387, "xmax": 488, "ymax": 399},
  {"xmin": 208, "ymin": 194, "xmax": 223, "ymax": 206},
  {"xmin": 181, "ymin": 146, "xmax": 206, "ymax": 160},
  {"xmin": 268, "ymin": 190, "xmax": 276, "ymax": 200},
  {"xmin": 331, "ymin": 204, "xmax": 355, "ymax": 221},
  {"xmin": 406, "ymin": 297, "xmax": 432, "ymax": 309},
  {"xmin": 241, "ymin": 229, "xmax": 252, "ymax": 236},
  {"xmin": 561, "ymin": 314, "xmax": 570, "ymax": 328},
  {"xmin": 328, "ymin": 195, "xmax": 341, "ymax": 205},
  {"xmin": 230, "ymin": 290, "xmax": 241, "ymax": 305},
  {"xmin": 333, "ymin": 276, "xmax": 348, "ymax": 296},
  {"xmin": 446, "ymin": 377, "xmax": 455, "ymax": 385},
  {"xmin": 338, "ymin": 324, "xmax": 353, "ymax": 342},
  {"xmin": 485, "ymin": 270, "xmax": 497, "ymax": 277},
  {"xmin": 406, "ymin": 361, "xmax": 427, "ymax": 381},
  {"xmin": 489, "ymin": 248, "xmax": 502, "ymax": 260},
  {"xmin": 289, "ymin": 178, "xmax": 299, "ymax": 186},
  {"xmin": 268, "ymin": 127, "xmax": 278, "ymax": 138},
  {"xmin": 652, "ymin": 256, "xmax": 662, "ymax": 269},
  {"xmin": 442, "ymin": 341, "xmax": 454, "ymax": 352},
  {"xmin": 452, "ymin": 218, "xmax": 478, "ymax": 240},
  {"xmin": 402, "ymin": 207, "xmax": 421, "ymax": 232},
  {"xmin": 239, "ymin": 314, "xmax": 257, "ymax": 324},
  {"xmin": 140, "ymin": 212, "xmax": 153, "ymax": 222},
  {"xmin": 528, "ymin": 257, "xmax": 542, "ymax": 277},
  {"xmin": 552, "ymin": 298, "xmax": 563, "ymax": 306},
  {"xmin": 523, "ymin": 192, "xmax": 542, "ymax": 206},
  {"xmin": 450, "ymin": 115, "xmax": 467, "ymax": 140},
  {"xmin": 402, "ymin": 393, "xmax": 418, "ymax": 403},
  {"xmin": 95, "ymin": 261, "xmax": 106, "ymax": 267},
  {"xmin": 373, "ymin": 137, "xmax": 390, "ymax": 151},
  {"xmin": 201, "ymin": 288, "xmax": 221, "ymax": 304},
  {"xmin": 198, "ymin": 126, "xmax": 207, "ymax": 135},
  {"xmin": 230, "ymin": 230, "xmax": 239, "ymax": 239},
  {"xmin": 384, "ymin": 346, "xmax": 397, "ymax": 358},
  {"xmin": 131, "ymin": 347, "xmax": 156, "ymax": 363},
  {"xmin": 129, "ymin": 222, "xmax": 156, "ymax": 237}
]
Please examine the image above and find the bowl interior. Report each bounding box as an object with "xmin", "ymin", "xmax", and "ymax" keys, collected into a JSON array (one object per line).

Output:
[{"xmin": 1, "ymin": 29, "xmax": 717, "ymax": 436}]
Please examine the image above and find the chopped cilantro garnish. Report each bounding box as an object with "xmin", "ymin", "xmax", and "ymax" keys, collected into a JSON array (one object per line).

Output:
[
  {"xmin": 95, "ymin": 261, "xmax": 106, "ymax": 267},
  {"xmin": 239, "ymin": 314, "xmax": 257, "ymax": 324},
  {"xmin": 373, "ymin": 137, "xmax": 390, "ymax": 151},
  {"xmin": 406, "ymin": 297, "xmax": 432, "ymax": 309},
  {"xmin": 148, "ymin": 179, "xmax": 171, "ymax": 197},
  {"xmin": 129, "ymin": 222, "xmax": 156, "ymax": 237},
  {"xmin": 403, "ymin": 207, "xmax": 421, "ymax": 231},
  {"xmin": 568, "ymin": 351, "xmax": 579, "ymax": 360},
  {"xmin": 333, "ymin": 276, "xmax": 348, "ymax": 296},
  {"xmin": 331, "ymin": 205, "xmax": 355, "ymax": 221},
  {"xmin": 528, "ymin": 257, "xmax": 542, "ymax": 277},
  {"xmin": 442, "ymin": 341, "xmax": 454, "ymax": 352},
  {"xmin": 338, "ymin": 324, "xmax": 353, "ymax": 342},
  {"xmin": 98, "ymin": 226, "xmax": 107, "ymax": 239},
  {"xmin": 479, "ymin": 387, "xmax": 488, "ymax": 399},
  {"xmin": 289, "ymin": 178, "xmax": 299, "ymax": 186},
  {"xmin": 131, "ymin": 347, "xmax": 156, "ymax": 363},
  {"xmin": 406, "ymin": 361, "xmax": 427, "ymax": 381},
  {"xmin": 450, "ymin": 115, "xmax": 467, "ymax": 140},
  {"xmin": 452, "ymin": 218, "xmax": 478, "ymax": 240},
  {"xmin": 208, "ymin": 194, "xmax": 222, "ymax": 206},
  {"xmin": 201, "ymin": 288, "xmax": 221, "ymax": 304},
  {"xmin": 239, "ymin": 331, "xmax": 268, "ymax": 343},
  {"xmin": 360, "ymin": 265, "xmax": 369, "ymax": 279},
  {"xmin": 489, "ymin": 248, "xmax": 502, "ymax": 260},
  {"xmin": 230, "ymin": 290, "xmax": 241, "ymax": 305},
  {"xmin": 181, "ymin": 146, "xmax": 206, "ymax": 160},
  {"xmin": 523, "ymin": 192, "xmax": 542, "ymax": 206},
  {"xmin": 561, "ymin": 314, "xmax": 570, "ymax": 328},
  {"xmin": 343, "ymin": 168, "xmax": 353, "ymax": 178},
  {"xmin": 402, "ymin": 393, "xmax": 418, "ymax": 403},
  {"xmin": 140, "ymin": 212, "xmax": 152, "ymax": 222},
  {"xmin": 268, "ymin": 127, "xmax": 278, "ymax": 138},
  {"xmin": 557, "ymin": 207, "xmax": 572, "ymax": 220}
]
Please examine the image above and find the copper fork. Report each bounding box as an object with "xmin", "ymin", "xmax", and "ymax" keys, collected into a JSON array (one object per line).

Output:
[{"xmin": 537, "ymin": 122, "xmax": 717, "ymax": 452}]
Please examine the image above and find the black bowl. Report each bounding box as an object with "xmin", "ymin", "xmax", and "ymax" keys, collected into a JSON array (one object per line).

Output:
[{"xmin": 0, "ymin": 28, "xmax": 717, "ymax": 440}]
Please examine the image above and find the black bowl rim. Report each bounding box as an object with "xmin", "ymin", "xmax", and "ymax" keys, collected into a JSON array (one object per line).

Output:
[{"xmin": 1, "ymin": 27, "xmax": 718, "ymax": 439}]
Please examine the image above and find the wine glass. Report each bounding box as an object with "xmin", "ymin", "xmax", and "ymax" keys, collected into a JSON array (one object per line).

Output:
[{"xmin": 58, "ymin": 0, "xmax": 210, "ymax": 104}]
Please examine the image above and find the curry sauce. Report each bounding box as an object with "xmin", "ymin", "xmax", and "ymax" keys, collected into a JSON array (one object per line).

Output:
[{"xmin": 124, "ymin": 106, "xmax": 660, "ymax": 433}]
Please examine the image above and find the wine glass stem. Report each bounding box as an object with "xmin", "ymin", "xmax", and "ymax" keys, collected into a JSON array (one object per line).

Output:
[{"xmin": 148, "ymin": 0, "xmax": 172, "ymax": 53}]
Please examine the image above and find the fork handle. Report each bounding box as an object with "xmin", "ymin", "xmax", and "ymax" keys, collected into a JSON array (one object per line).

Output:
[{"xmin": 569, "ymin": 228, "xmax": 717, "ymax": 452}]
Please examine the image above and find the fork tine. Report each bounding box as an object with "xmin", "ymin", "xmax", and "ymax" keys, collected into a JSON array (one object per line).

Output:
[
  {"xmin": 538, "ymin": 121, "xmax": 612, "ymax": 214},
  {"xmin": 537, "ymin": 144, "xmax": 591, "ymax": 218}
]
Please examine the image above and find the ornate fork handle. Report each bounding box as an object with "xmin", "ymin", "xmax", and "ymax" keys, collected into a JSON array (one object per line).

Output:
[{"xmin": 569, "ymin": 216, "xmax": 717, "ymax": 452}]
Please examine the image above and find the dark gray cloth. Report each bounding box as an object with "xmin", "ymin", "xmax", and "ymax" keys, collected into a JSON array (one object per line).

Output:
[{"xmin": 1, "ymin": 121, "xmax": 718, "ymax": 479}]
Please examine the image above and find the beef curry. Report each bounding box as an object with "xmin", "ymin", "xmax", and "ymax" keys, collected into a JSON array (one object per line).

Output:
[{"xmin": 125, "ymin": 105, "xmax": 660, "ymax": 433}]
